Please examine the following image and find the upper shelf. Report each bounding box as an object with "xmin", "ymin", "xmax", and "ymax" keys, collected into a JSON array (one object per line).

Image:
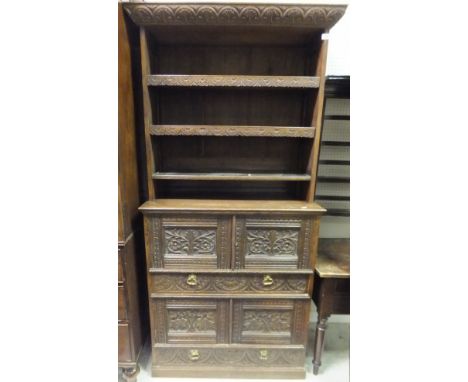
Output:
[
  {"xmin": 147, "ymin": 75, "xmax": 320, "ymax": 89},
  {"xmin": 150, "ymin": 125, "xmax": 315, "ymax": 138}
]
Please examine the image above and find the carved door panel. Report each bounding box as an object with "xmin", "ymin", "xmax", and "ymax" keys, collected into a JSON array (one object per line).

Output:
[
  {"xmin": 146, "ymin": 215, "xmax": 231, "ymax": 269},
  {"xmin": 152, "ymin": 299, "xmax": 230, "ymax": 344},
  {"xmin": 234, "ymin": 216, "xmax": 313, "ymax": 269},
  {"xmin": 232, "ymin": 299, "xmax": 310, "ymax": 345}
]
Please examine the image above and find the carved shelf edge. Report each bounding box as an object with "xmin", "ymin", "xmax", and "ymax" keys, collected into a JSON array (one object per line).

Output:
[
  {"xmin": 150, "ymin": 125, "xmax": 315, "ymax": 138},
  {"xmin": 123, "ymin": 3, "xmax": 347, "ymax": 29},
  {"xmin": 152, "ymin": 172, "xmax": 312, "ymax": 181},
  {"xmin": 147, "ymin": 75, "xmax": 320, "ymax": 88}
]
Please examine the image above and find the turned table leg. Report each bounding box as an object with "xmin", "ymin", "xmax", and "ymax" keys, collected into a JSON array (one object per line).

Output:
[
  {"xmin": 312, "ymin": 316, "xmax": 329, "ymax": 375},
  {"xmin": 122, "ymin": 365, "xmax": 139, "ymax": 382}
]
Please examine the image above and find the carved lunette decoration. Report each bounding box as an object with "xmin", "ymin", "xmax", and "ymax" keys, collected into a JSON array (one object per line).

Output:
[
  {"xmin": 154, "ymin": 347, "xmax": 304, "ymax": 366},
  {"xmin": 123, "ymin": 3, "xmax": 346, "ymax": 29}
]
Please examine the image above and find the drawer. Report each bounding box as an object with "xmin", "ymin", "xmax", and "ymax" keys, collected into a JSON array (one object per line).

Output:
[
  {"xmin": 232, "ymin": 299, "xmax": 310, "ymax": 345},
  {"xmin": 118, "ymin": 285, "xmax": 127, "ymax": 320},
  {"xmin": 151, "ymin": 299, "xmax": 230, "ymax": 344},
  {"xmin": 151, "ymin": 272, "xmax": 309, "ymax": 295},
  {"xmin": 146, "ymin": 215, "xmax": 231, "ymax": 269},
  {"xmin": 118, "ymin": 323, "xmax": 132, "ymax": 362},
  {"xmin": 234, "ymin": 217, "xmax": 316, "ymax": 269},
  {"xmin": 153, "ymin": 344, "xmax": 305, "ymax": 370},
  {"xmin": 118, "ymin": 247, "xmax": 124, "ymax": 283}
]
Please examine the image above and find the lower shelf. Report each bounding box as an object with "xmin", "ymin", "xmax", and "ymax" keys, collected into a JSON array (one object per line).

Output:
[{"xmin": 152, "ymin": 344, "xmax": 306, "ymax": 379}]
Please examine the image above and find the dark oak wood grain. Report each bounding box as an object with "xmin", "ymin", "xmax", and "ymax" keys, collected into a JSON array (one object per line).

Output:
[{"xmin": 122, "ymin": 1, "xmax": 347, "ymax": 378}]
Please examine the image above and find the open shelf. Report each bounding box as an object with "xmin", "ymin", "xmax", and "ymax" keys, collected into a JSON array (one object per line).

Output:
[
  {"xmin": 150, "ymin": 87, "xmax": 316, "ymax": 126},
  {"xmin": 154, "ymin": 179, "xmax": 309, "ymax": 200},
  {"xmin": 146, "ymin": 27, "xmax": 322, "ymax": 76},
  {"xmin": 150, "ymin": 125, "xmax": 315, "ymax": 138},
  {"xmin": 147, "ymin": 74, "xmax": 320, "ymax": 88},
  {"xmin": 152, "ymin": 172, "xmax": 311, "ymax": 182}
]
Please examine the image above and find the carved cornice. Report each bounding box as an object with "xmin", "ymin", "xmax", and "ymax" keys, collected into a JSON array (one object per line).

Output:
[{"xmin": 123, "ymin": 3, "xmax": 346, "ymax": 29}]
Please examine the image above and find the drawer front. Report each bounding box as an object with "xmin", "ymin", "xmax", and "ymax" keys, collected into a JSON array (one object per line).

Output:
[
  {"xmin": 118, "ymin": 285, "xmax": 127, "ymax": 320},
  {"xmin": 118, "ymin": 247, "xmax": 124, "ymax": 283},
  {"xmin": 232, "ymin": 299, "xmax": 310, "ymax": 345},
  {"xmin": 152, "ymin": 273, "xmax": 308, "ymax": 295},
  {"xmin": 234, "ymin": 217, "xmax": 315, "ymax": 269},
  {"xmin": 153, "ymin": 345, "xmax": 305, "ymax": 368},
  {"xmin": 146, "ymin": 216, "xmax": 231, "ymax": 269},
  {"xmin": 118, "ymin": 323, "xmax": 132, "ymax": 362},
  {"xmin": 152, "ymin": 299, "xmax": 229, "ymax": 344}
]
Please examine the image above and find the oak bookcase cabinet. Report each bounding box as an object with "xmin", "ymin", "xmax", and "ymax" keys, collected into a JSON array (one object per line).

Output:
[{"xmin": 123, "ymin": 1, "xmax": 346, "ymax": 379}]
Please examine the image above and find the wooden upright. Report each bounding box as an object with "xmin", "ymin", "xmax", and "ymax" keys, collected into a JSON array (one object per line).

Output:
[{"xmin": 123, "ymin": 1, "xmax": 347, "ymax": 378}]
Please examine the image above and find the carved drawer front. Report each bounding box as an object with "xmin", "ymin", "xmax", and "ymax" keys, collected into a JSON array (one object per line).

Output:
[
  {"xmin": 146, "ymin": 216, "xmax": 231, "ymax": 269},
  {"xmin": 153, "ymin": 344, "xmax": 305, "ymax": 369},
  {"xmin": 234, "ymin": 217, "xmax": 314, "ymax": 269},
  {"xmin": 152, "ymin": 272, "xmax": 308, "ymax": 295},
  {"xmin": 151, "ymin": 299, "xmax": 229, "ymax": 344},
  {"xmin": 118, "ymin": 285, "xmax": 127, "ymax": 320},
  {"xmin": 232, "ymin": 299, "xmax": 310, "ymax": 345}
]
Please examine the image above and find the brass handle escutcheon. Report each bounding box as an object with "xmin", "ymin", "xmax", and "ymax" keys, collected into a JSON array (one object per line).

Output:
[
  {"xmin": 263, "ymin": 274, "xmax": 273, "ymax": 286},
  {"xmin": 189, "ymin": 349, "xmax": 200, "ymax": 361},
  {"xmin": 186, "ymin": 274, "xmax": 198, "ymax": 286},
  {"xmin": 259, "ymin": 350, "xmax": 268, "ymax": 360}
]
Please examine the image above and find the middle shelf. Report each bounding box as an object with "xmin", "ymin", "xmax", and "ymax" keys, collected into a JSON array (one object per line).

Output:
[
  {"xmin": 152, "ymin": 172, "xmax": 311, "ymax": 182},
  {"xmin": 147, "ymin": 74, "xmax": 320, "ymax": 88}
]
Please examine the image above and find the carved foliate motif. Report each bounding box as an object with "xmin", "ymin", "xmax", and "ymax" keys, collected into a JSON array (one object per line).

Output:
[
  {"xmin": 246, "ymin": 230, "xmax": 298, "ymax": 256},
  {"xmin": 242, "ymin": 311, "xmax": 292, "ymax": 333},
  {"xmin": 168, "ymin": 310, "xmax": 216, "ymax": 332},
  {"xmin": 124, "ymin": 3, "xmax": 346, "ymax": 29},
  {"xmin": 164, "ymin": 229, "xmax": 216, "ymax": 256}
]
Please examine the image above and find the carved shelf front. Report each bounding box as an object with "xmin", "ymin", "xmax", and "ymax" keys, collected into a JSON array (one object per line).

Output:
[
  {"xmin": 147, "ymin": 75, "xmax": 320, "ymax": 89},
  {"xmin": 150, "ymin": 125, "xmax": 316, "ymax": 138},
  {"xmin": 123, "ymin": 2, "xmax": 347, "ymax": 29}
]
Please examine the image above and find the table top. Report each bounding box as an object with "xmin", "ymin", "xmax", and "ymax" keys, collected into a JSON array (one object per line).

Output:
[{"xmin": 316, "ymin": 238, "xmax": 350, "ymax": 278}]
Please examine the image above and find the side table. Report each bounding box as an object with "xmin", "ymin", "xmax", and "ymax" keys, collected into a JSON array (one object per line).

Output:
[{"xmin": 311, "ymin": 238, "xmax": 350, "ymax": 375}]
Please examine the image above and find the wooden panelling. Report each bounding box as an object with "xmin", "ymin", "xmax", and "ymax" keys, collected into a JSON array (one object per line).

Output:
[
  {"xmin": 232, "ymin": 299, "xmax": 309, "ymax": 345},
  {"xmin": 118, "ymin": 285, "xmax": 127, "ymax": 321},
  {"xmin": 118, "ymin": 323, "xmax": 132, "ymax": 362},
  {"xmin": 151, "ymin": 299, "xmax": 230, "ymax": 344}
]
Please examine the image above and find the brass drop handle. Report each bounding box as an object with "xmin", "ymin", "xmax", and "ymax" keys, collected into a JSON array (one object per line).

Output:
[
  {"xmin": 263, "ymin": 274, "xmax": 273, "ymax": 286},
  {"xmin": 189, "ymin": 349, "xmax": 200, "ymax": 361},
  {"xmin": 186, "ymin": 274, "xmax": 198, "ymax": 286},
  {"xmin": 259, "ymin": 350, "xmax": 268, "ymax": 360}
]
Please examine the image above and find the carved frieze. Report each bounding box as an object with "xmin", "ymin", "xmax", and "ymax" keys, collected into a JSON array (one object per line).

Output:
[{"xmin": 124, "ymin": 3, "xmax": 346, "ymax": 29}]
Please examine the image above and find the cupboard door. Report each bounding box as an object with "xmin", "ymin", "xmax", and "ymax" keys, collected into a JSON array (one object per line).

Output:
[
  {"xmin": 146, "ymin": 215, "xmax": 231, "ymax": 269},
  {"xmin": 152, "ymin": 299, "xmax": 229, "ymax": 344},
  {"xmin": 234, "ymin": 216, "xmax": 314, "ymax": 269},
  {"xmin": 232, "ymin": 299, "xmax": 310, "ymax": 345}
]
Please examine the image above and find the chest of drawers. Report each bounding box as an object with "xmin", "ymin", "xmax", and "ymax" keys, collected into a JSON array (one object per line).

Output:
[{"xmin": 140, "ymin": 199, "xmax": 325, "ymax": 378}]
